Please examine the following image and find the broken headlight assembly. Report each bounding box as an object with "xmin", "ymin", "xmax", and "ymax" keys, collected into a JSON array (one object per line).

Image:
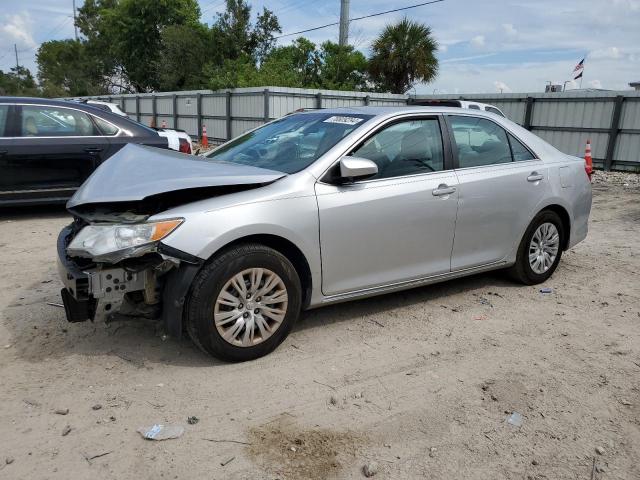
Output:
[{"xmin": 67, "ymin": 219, "xmax": 183, "ymax": 263}]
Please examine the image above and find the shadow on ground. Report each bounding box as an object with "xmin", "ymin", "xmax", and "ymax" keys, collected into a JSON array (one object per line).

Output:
[{"xmin": 2, "ymin": 266, "xmax": 520, "ymax": 368}]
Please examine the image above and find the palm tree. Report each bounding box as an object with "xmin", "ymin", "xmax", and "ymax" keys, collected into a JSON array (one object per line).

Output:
[{"xmin": 369, "ymin": 18, "xmax": 439, "ymax": 94}]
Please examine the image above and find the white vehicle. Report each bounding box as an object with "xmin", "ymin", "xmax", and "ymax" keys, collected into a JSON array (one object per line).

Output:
[
  {"xmin": 156, "ymin": 128, "xmax": 193, "ymax": 154},
  {"xmin": 80, "ymin": 99, "xmax": 129, "ymax": 117},
  {"xmin": 73, "ymin": 99, "xmax": 194, "ymax": 154},
  {"xmin": 410, "ymin": 99, "xmax": 506, "ymax": 117}
]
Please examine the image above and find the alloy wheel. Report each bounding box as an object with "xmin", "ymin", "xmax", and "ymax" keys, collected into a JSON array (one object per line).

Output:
[
  {"xmin": 528, "ymin": 222, "xmax": 560, "ymax": 274},
  {"xmin": 214, "ymin": 268, "xmax": 289, "ymax": 347}
]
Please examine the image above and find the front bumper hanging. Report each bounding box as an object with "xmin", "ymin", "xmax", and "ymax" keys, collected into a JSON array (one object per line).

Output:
[
  {"xmin": 57, "ymin": 225, "xmax": 159, "ymax": 322},
  {"xmin": 57, "ymin": 224, "xmax": 201, "ymax": 330}
]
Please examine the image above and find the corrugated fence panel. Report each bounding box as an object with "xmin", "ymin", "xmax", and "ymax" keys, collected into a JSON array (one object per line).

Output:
[
  {"xmin": 233, "ymin": 94, "xmax": 264, "ymax": 118},
  {"xmin": 203, "ymin": 118, "xmax": 226, "ymax": 139},
  {"xmin": 202, "ymin": 95, "xmax": 226, "ymax": 117},
  {"xmin": 533, "ymin": 100, "xmax": 613, "ymax": 128},
  {"xmin": 322, "ymin": 96, "xmax": 366, "ymax": 108},
  {"xmin": 139, "ymin": 98, "xmax": 153, "ymax": 114},
  {"xmin": 77, "ymin": 88, "xmax": 639, "ymax": 170},
  {"xmin": 533, "ymin": 130, "xmax": 609, "ymax": 159},
  {"xmin": 232, "ymin": 119, "xmax": 262, "ymax": 137},
  {"xmin": 139, "ymin": 114, "xmax": 153, "ymax": 126},
  {"xmin": 269, "ymin": 95, "xmax": 316, "ymax": 117},
  {"xmin": 123, "ymin": 98, "xmax": 136, "ymax": 115},
  {"xmin": 177, "ymin": 117, "xmax": 197, "ymax": 137},
  {"xmin": 177, "ymin": 96, "xmax": 197, "ymax": 116},
  {"xmin": 620, "ymin": 101, "xmax": 640, "ymax": 130},
  {"xmin": 493, "ymin": 101, "xmax": 526, "ymax": 124},
  {"xmin": 156, "ymin": 97, "xmax": 173, "ymax": 115},
  {"xmin": 156, "ymin": 115, "xmax": 175, "ymax": 129},
  {"xmin": 614, "ymin": 133, "xmax": 640, "ymax": 164},
  {"xmin": 369, "ymin": 99, "xmax": 406, "ymax": 106}
]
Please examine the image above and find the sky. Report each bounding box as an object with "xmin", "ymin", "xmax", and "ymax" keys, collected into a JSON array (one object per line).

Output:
[{"xmin": 1, "ymin": 0, "xmax": 639, "ymax": 94}]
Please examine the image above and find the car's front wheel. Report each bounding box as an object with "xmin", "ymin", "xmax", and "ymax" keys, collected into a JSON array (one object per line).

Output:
[
  {"xmin": 508, "ymin": 210, "xmax": 565, "ymax": 285},
  {"xmin": 186, "ymin": 244, "xmax": 302, "ymax": 361}
]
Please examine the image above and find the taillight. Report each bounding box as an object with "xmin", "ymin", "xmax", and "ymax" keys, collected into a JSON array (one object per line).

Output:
[{"xmin": 179, "ymin": 138, "xmax": 192, "ymax": 154}]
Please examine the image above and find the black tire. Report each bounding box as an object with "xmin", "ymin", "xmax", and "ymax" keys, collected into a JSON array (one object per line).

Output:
[
  {"xmin": 186, "ymin": 243, "xmax": 302, "ymax": 362},
  {"xmin": 508, "ymin": 210, "xmax": 565, "ymax": 285}
]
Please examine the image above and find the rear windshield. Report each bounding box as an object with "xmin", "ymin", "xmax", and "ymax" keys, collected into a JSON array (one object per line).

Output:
[{"xmin": 205, "ymin": 112, "xmax": 373, "ymax": 173}]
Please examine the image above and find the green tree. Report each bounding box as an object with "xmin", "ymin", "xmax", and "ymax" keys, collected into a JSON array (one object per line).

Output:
[
  {"xmin": 77, "ymin": 0, "xmax": 202, "ymax": 92},
  {"xmin": 206, "ymin": 54, "xmax": 260, "ymax": 90},
  {"xmin": 207, "ymin": 37, "xmax": 375, "ymax": 92},
  {"xmin": 209, "ymin": 0, "xmax": 281, "ymax": 65},
  {"xmin": 368, "ymin": 18, "xmax": 439, "ymax": 94},
  {"xmin": 208, "ymin": 38, "xmax": 321, "ymax": 90},
  {"xmin": 318, "ymin": 41, "xmax": 368, "ymax": 90},
  {"xmin": 0, "ymin": 66, "xmax": 40, "ymax": 96},
  {"xmin": 37, "ymin": 39, "xmax": 105, "ymax": 97},
  {"xmin": 158, "ymin": 24, "xmax": 209, "ymax": 90}
]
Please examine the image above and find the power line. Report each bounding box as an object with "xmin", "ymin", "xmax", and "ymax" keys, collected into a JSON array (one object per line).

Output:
[
  {"xmin": 17, "ymin": 16, "xmax": 73, "ymax": 53},
  {"xmin": 274, "ymin": 0, "xmax": 445, "ymax": 40}
]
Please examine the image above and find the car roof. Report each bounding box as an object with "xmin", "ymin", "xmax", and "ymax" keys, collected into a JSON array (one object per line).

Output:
[
  {"xmin": 0, "ymin": 96, "xmax": 113, "ymax": 113},
  {"xmin": 0, "ymin": 96, "xmax": 155, "ymax": 135},
  {"xmin": 296, "ymin": 105, "xmax": 503, "ymax": 119}
]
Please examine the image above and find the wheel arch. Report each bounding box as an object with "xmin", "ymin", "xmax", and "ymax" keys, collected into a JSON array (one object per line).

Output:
[
  {"xmin": 207, "ymin": 234, "xmax": 314, "ymax": 309},
  {"xmin": 538, "ymin": 204, "xmax": 571, "ymax": 251}
]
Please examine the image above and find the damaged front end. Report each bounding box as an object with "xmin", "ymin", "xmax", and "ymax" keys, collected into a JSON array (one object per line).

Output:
[
  {"xmin": 57, "ymin": 214, "xmax": 201, "ymax": 334},
  {"xmin": 56, "ymin": 143, "xmax": 287, "ymax": 335}
]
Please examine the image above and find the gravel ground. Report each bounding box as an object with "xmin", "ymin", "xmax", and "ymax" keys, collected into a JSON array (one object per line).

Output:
[{"xmin": 0, "ymin": 173, "xmax": 638, "ymax": 480}]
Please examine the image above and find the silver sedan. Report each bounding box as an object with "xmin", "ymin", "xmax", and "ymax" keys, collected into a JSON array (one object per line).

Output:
[{"xmin": 57, "ymin": 107, "xmax": 592, "ymax": 361}]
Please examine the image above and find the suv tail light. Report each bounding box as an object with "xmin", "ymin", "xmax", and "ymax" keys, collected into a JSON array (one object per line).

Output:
[{"xmin": 179, "ymin": 138, "xmax": 192, "ymax": 154}]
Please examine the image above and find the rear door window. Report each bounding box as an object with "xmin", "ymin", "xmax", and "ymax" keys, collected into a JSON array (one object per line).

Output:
[
  {"xmin": 20, "ymin": 105, "xmax": 98, "ymax": 137},
  {"xmin": 449, "ymin": 115, "xmax": 512, "ymax": 168},
  {"xmin": 508, "ymin": 133, "xmax": 535, "ymax": 161},
  {"xmin": 92, "ymin": 116, "xmax": 119, "ymax": 135}
]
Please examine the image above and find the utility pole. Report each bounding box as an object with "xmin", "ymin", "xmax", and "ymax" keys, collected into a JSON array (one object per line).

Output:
[
  {"xmin": 73, "ymin": 0, "xmax": 78, "ymax": 40},
  {"xmin": 14, "ymin": 44, "xmax": 19, "ymax": 70},
  {"xmin": 339, "ymin": 0, "xmax": 350, "ymax": 46}
]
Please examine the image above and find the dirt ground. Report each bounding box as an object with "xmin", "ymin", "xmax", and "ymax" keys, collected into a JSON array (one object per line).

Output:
[{"xmin": 0, "ymin": 174, "xmax": 638, "ymax": 480}]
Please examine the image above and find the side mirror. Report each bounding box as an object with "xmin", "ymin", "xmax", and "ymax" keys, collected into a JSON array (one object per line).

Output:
[{"xmin": 339, "ymin": 157, "xmax": 378, "ymax": 182}]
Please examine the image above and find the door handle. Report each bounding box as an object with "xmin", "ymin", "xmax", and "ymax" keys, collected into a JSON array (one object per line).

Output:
[
  {"xmin": 432, "ymin": 184, "xmax": 456, "ymax": 197},
  {"xmin": 84, "ymin": 147, "xmax": 103, "ymax": 154},
  {"xmin": 527, "ymin": 172, "xmax": 544, "ymax": 182}
]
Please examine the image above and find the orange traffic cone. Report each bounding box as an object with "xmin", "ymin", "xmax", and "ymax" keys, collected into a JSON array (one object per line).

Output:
[
  {"xmin": 161, "ymin": 119, "xmax": 167, "ymax": 128},
  {"xmin": 201, "ymin": 124, "xmax": 208, "ymax": 148},
  {"xmin": 584, "ymin": 139, "xmax": 593, "ymax": 181}
]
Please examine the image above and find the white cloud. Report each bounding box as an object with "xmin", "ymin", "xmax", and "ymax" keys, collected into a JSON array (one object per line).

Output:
[
  {"xmin": 588, "ymin": 79, "xmax": 603, "ymax": 89},
  {"xmin": 470, "ymin": 35, "xmax": 486, "ymax": 48},
  {"xmin": 589, "ymin": 47, "xmax": 623, "ymax": 59},
  {"xmin": 502, "ymin": 23, "xmax": 517, "ymax": 36},
  {"xmin": 493, "ymin": 81, "xmax": 512, "ymax": 93},
  {"xmin": 0, "ymin": 12, "xmax": 36, "ymax": 50}
]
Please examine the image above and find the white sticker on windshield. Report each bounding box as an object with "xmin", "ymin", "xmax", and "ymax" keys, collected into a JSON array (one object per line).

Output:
[{"xmin": 323, "ymin": 116, "xmax": 364, "ymax": 125}]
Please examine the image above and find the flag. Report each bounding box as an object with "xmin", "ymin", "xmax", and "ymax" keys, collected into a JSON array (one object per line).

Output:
[
  {"xmin": 573, "ymin": 58, "xmax": 585, "ymax": 72},
  {"xmin": 574, "ymin": 71, "xmax": 583, "ymax": 80}
]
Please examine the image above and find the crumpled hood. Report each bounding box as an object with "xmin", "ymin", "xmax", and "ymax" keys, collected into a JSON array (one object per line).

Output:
[{"xmin": 67, "ymin": 143, "xmax": 286, "ymax": 209}]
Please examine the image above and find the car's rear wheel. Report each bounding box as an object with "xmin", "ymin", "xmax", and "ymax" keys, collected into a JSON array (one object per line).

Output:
[
  {"xmin": 508, "ymin": 210, "xmax": 565, "ymax": 285},
  {"xmin": 186, "ymin": 244, "xmax": 302, "ymax": 361}
]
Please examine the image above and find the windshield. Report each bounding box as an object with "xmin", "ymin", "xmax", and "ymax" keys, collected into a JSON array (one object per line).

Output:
[{"xmin": 204, "ymin": 112, "xmax": 373, "ymax": 173}]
